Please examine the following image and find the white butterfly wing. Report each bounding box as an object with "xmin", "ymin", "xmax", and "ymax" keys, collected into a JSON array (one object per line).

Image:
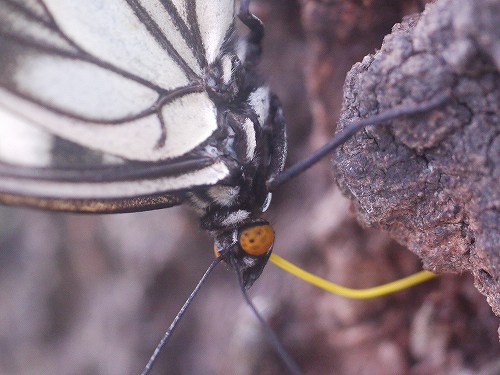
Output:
[{"xmin": 0, "ymin": 0, "xmax": 236, "ymax": 212}]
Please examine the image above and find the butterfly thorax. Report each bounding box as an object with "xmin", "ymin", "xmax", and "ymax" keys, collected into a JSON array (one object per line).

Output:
[{"xmin": 186, "ymin": 82, "xmax": 273, "ymax": 233}]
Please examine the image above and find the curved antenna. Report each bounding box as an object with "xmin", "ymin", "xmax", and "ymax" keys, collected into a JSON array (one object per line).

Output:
[
  {"xmin": 140, "ymin": 257, "xmax": 222, "ymax": 375},
  {"xmin": 268, "ymin": 91, "xmax": 451, "ymax": 190},
  {"xmin": 270, "ymin": 253, "xmax": 436, "ymax": 299},
  {"xmin": 231, "ymin": 258, "xmax": 302, "ymax": 375}
]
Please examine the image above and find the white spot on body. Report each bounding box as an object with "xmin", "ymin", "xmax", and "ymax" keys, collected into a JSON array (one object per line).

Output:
[
  {"xmin": 221, "ymin": 210, "xmax": 250, "ymax": 227},
  {"xmin": 208, "ymin": 185, "xmax": 241, "ymax": 206},
  {"xmin": 187, "ymin": 193, "xmax": 210, "ymax": 215},
  {"xmin": 242, "ymin": 257, "xmax": 258, "ymax": 267},
  {"xmin": 231, "ymin": 230, "xmax": 238, "ymax": 244},
  {"xmin": 261, "ymin": 192, "xmax": 272, "ymax": 212},
  {"xmin": 236, "ymin": 40, "xmax": 248, "ymax": 63},
  {"xmin": 248, "ymin": 87, "xmax": 270, "ymax": 126},
  {"xmin": 241, "ymin": 118, "xmax": 257, "ymax": 161},
  {"xmin": 221, "ymin": 55, "xmax": 233, "ymax": 85}
]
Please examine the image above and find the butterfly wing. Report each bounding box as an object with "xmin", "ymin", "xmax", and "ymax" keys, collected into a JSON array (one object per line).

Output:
[{"xmin": 0, "ymin": 0, "xmax": 235, "ymax": 212}]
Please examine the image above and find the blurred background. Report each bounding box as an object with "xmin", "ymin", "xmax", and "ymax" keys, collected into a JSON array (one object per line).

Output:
[{"xmin": 1, "ymin": 1, "xmax": 499, "ymax": 374}]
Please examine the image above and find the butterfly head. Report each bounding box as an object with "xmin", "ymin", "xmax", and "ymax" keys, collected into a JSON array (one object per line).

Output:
[{"xmin": 214, "ymin": 219, "xmax": 274, "ymax": 289}]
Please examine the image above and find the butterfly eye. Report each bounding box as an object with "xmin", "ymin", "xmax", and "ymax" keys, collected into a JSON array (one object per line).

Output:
[{"xmin": 239, "ymin": 224, "xmax": 274, "ymax": 256}]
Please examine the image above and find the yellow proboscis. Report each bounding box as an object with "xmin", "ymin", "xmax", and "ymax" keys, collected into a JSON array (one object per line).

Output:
[{"xmin": 270, "ymin": 253, "xmax": 437, "ymax": 299}]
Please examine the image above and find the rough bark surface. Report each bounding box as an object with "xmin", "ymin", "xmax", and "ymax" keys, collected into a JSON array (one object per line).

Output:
[
  {"xmin": 0, "ymin": 1, "xmax": 498, "ymax": 375},
  {"xmin": 334, "ymin": 0, "xmax": 500, "ymax": 320}
]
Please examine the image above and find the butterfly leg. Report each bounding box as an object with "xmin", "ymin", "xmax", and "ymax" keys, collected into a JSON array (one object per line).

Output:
[
  {"xmin": 265, "ymin": 94, "xmax": 288, "ymax": 189},
  {"xmin": 238, "ymin": 0, "xmax": 264, "ymax": 67}
]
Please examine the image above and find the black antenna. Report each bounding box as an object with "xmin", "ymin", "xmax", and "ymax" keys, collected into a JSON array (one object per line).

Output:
[
  {"xmin": 231, "ymin": 258, "xmax": 303, "ymax": 375},
  {"xmin": 140, "ymin": 257, "xmax": 222, "ymax": 375},
  {"xmin": 268, "ymin": 91, "xmax": 451, "ymax": 190}
]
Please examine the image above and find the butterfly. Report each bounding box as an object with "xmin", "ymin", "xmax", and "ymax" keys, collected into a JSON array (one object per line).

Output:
[
  {"xmin": 0, "ymin": 0, "xmax": 291, "ymax": 286},
  {"xmin": 0, "ymin": 0, "xmax": 454, "ymax": 374}
]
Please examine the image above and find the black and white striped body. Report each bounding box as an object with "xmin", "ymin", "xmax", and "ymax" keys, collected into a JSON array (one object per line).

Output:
[{"xmin": 187, "ymin": 81, "xmax": 277, "ymax": 230}]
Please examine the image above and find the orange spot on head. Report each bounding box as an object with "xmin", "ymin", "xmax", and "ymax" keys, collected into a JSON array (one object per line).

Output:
[{"xmin": 239, "ymin": 224, "xmax": 274, "ymax": 256}]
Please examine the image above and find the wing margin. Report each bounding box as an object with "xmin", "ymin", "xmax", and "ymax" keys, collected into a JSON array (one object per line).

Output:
[{"xmin": 0, "ymin": 157, "xmax": 230, "ymax": 213}]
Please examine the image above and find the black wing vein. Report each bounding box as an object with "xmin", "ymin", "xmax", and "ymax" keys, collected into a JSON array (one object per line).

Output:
[
  {"xmin": 160, "ymin": 0, "xmax": 207, "ymax": 69},
  {"xmin": 127, "ymin": 0, "xmax": 200, "ymax": 81},
  {"xmin": 186, "ymin": 0, "xmax": 208, "ymax": 68}
]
